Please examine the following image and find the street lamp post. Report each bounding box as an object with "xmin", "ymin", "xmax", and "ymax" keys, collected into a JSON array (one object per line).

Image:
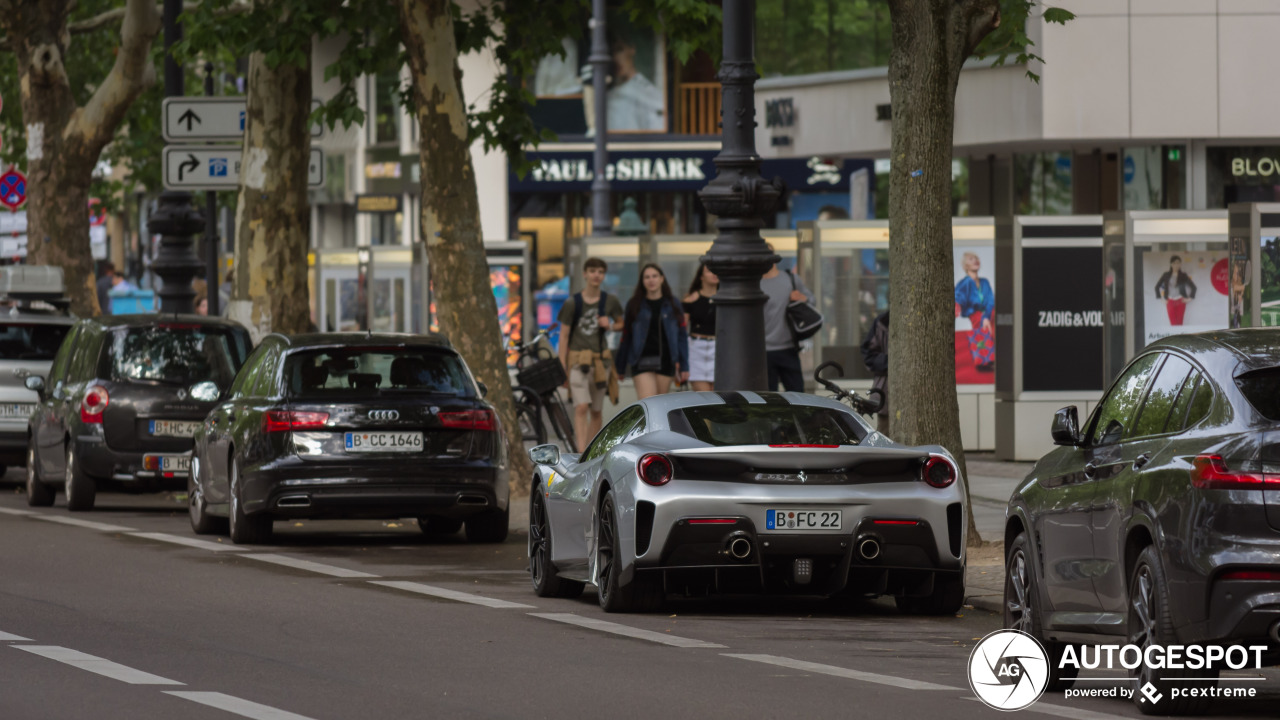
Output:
[
  {"xmin": 589, "ymin": 0, "xmax": 611, "ymax": 237},
  {"xmin": 697, "ymin": 0, "xmax": 781, "ymax": 391},
  {"xmin": 147, "ymin": 0, "xmax": 205, "ymax": 314}
]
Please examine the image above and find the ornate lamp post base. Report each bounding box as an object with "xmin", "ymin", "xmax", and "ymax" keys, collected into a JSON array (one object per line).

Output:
[{"xmin": 148, "ymin": 190, "xmax": 206, "ymax": 314}]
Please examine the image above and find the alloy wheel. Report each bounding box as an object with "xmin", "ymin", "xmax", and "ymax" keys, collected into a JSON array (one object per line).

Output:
[
  {"xmin": 229, "ymin": 461, "xmax": 240, "ymax": 537},
  {"xmin": 1005, "ymin": 548, "xmax": 1032, "ymax": 634},
  {"xmin": 597, "ymin": 500, "xmax": 615, "ymax": 601},
  {"xmin": 64, "ymin": 448, "xmax": 75, "ymax": 501},
  {"xmin": 530, "ymin": 493, "xmax": 549, "ymax": 588}
]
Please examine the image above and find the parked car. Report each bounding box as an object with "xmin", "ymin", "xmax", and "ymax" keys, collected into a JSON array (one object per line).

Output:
[
  {"xmin": 526, "ymin": 391, "xmax": 967, "ymax": 614},
  {"xmin": 189, "ymin": 333, "xmax": 510, "ymax": 545},
  {"xmin": 25, "ymin": 315, "xmax": 252, "ymax": 510},
  {"xmin": 0, "ymin": 266, "xmax": 75, "ymax": 477},
  {"xmin": 1004, "ymin": 329, "xmax": 1280, "ymax": 714}
]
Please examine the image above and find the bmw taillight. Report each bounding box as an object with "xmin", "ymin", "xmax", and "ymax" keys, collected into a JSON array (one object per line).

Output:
[
  {"xmin": 80, "ymin": 385, "xmax": 109, "ymax": 423},
  {"xmin": 263, "ymin": 410, "xmax": 329, "ymax": 433},
  {"xmin": 638, "ymin": 453, "xmax": 673, "ymax": 486},
  {"xmin": 439, "ymin": 409, "xmax": 496, "ymax": 431},
  {"xmin": 921, "ymin": 456, "xmax": 956, "ymax": 488},
  {"xmin": 1189, "ymin": 455, "xmax": 1280, "ymax": 489}
]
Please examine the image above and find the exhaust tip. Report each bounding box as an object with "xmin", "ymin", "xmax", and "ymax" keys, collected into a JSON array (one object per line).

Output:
[
  {"xmin": 728, "ymin": 536, "xmax": 753, "ymax": 560},
  {"xmin": 857, "ymin": 536, "xmax": 881, "ymax": 561},
  {"xmin": 1270, "ymin": 620, "xmax": 1280, "ymax": 644},
  {"xmin": 276, "ymin": 494, "xmax": 311, "ymax": 508},
  {"xmin": 458, "ymin": 494, "xmax": 489, "ymax": 506}
]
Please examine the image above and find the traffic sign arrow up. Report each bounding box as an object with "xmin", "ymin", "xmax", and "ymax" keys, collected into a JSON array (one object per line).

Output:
[{"xmin": 177, "ymin": 109, "xmax": 201, "ymax": 131}]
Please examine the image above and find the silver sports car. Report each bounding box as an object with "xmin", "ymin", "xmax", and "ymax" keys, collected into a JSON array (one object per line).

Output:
[{"xmin": 526, "ymin": 390, "xmax": 968, "ymax": 613}]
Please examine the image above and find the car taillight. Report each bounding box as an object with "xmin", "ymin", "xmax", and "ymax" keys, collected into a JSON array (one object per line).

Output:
[
  {"xmin": 1219, "ymin": 569, "xmax": 1280, "ymax": 581},
  {"xmin": 80, "ymin": 386, "xmax": 109, "ymax": 423},
  {"xmin": 1189, "ymin": 455, "xmax": 1279, "ymax": 489},
  {"xmin": 921, "ymin": 456, "xmax": 956, "ymax": 488},
  {"xmin": 638, "ymin": 453, "xmax": 672, "ymax": 486},
  {"xmin": 439, "ymin": 409, "xmax": 495, "ymax": 431},
  {"xmin": 263, "ymin": 410, "xmax": 329, "ymax": 433}
]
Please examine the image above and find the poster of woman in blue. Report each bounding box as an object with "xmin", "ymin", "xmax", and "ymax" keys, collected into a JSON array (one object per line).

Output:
[{"xmin": 954, "ymin": 250, "xmax": 995, "ymax": 380}]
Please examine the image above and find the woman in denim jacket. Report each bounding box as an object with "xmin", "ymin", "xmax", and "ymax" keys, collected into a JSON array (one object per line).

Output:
[{"xmin": 616, "ymin": 264, "xmax": 689, "ymax": 399}]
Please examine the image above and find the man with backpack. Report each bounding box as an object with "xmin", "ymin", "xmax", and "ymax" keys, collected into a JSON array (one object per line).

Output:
[{"xmin": 557, "ymin": 257, "xmax": 624, "ymax": 451}]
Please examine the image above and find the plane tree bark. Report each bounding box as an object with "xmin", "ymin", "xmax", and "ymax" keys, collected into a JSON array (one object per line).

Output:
[
  {"xmin": 398, "ymin": 0, "xmax": 533, "ymax": 496},
  {"xmin": 886, "ymin": 0, "xmax": 1001, "ymax": 546},
  {"xmin": 0, "ymin": 0, "xmax": 160, "ymax": 315}
]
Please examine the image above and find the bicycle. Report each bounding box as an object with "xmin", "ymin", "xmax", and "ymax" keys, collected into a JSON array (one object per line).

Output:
[
  {"xmin": 510, "ymin": 324, "xmax": 578, "ymax": 454},
  {"xmin": 812, "ymin": 361, "xmax": 884, "ymax": 417}
]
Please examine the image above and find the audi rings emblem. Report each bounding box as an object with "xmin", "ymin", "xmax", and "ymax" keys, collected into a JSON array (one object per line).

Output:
[{"xmin": 368, "ymin": 410, "xmax": 400, "ymax": 421}]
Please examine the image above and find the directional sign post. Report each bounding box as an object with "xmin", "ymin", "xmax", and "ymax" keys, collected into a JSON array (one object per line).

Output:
[
  {"xmin": 163, "ymin": 147, "xmax": 324, "ymax": 190},
  {"xmin": 163, "ymin": 97, "xmax": 324, "ymax": 143}
]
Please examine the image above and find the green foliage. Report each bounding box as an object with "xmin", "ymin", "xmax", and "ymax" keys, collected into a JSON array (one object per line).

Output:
[
  {"xmin": 975, "ymin": 1, "xmax": 1077, "ymax": 83},
  {"xmin": 756, "ymin": 0, "xmax": 890, "ymax": 77}
]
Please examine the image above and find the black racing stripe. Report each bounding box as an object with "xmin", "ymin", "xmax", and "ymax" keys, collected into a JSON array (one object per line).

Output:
[
  {"xmin": 716, "ymin": 391, "xmax": 748, "ymax": 405},
  {"xmin": 757, "ymin": 392, "xmax": 790, "ymax": 406}
]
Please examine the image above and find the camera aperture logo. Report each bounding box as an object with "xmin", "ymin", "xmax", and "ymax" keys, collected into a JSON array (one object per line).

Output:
[{"xmin": 968, "ymin": 630, "xmax": 1049, "ymax": 711}]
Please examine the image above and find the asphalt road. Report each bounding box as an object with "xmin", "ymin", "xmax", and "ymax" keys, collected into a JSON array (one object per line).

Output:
[{"xmin": 2, "ymin": 480, "xmax": 1278, "ymax": 720}]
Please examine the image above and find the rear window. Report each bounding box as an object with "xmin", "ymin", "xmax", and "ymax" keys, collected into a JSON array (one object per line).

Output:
[
  {"xmin": 106, "ymin": 326, "xmax": 247, "ymax": 387},
  {"xmin": 1235, "ymin": 367, "xmax": 1280, "ymax": 421},
  {"xmin": 668, "ymin": 404, "xmax": 864, "ymax": 447},
  {"xmin": 0, "ymin": 323, "xmax": 71, "ymax": 360},
  {"xmin": 283, "ymin": 348, "xmax": 476, "ymax": 398}
]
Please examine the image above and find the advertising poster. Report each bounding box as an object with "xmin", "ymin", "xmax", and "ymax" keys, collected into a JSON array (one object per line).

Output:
[
  {"xmin": 953, "ymin": 246, "xmax": 996, "ymax": 385},
  {"xmin": 1261, "ymin": 236, "xmax": 1280, "ymax": 326},
  {"xmin": 490, "ymin": 265, "xmax": 523, "ymax": 366},
  {"xmin": 1142, "ymin": 250, "xmax": 1228, "ymax": 345},
  {"xmin": 1228, "ymin": 235, "xmax": 1250, "ymax": 329},
  {"xmin": 1021, "ymin": 248, "xmax": 1105, "ymax": 391}
]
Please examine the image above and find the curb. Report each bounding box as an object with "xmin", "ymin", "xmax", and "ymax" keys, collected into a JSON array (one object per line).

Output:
[{"xmin": 966, "ymin": 594, "xmax": 1003, "ymax": 614}]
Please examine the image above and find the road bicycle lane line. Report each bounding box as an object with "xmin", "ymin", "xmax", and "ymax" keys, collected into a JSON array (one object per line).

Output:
[
  {"xmin": 530, "ymin": 613, "xmax": 726, "ymax": 648},
  {"xmin": 126, "ymin": 531, "xmax": 250, "ymax": 553},
  {"xmin": 242, "ymin": 554, "xmax": 380, "ymax": 578},
  {"xmin": 724, "ymin": 653, "xmax": 956, "ymax": 690},
  {"xmin": 369, "ymin": 580, "xmax": 536, "ymax": 609},
  {"xmin": 165, "ymin": 692, "xmax": 321, "ymax": 720},
  {"xmin": 0, "ymin": 630, "xmax": 32, "ymax": 641},
  {"xmin": 36, "ymin": 515, "xmax": 136, "ymax": 532},
  {"xmin": 0, "ymin": 506, "xmax": 35, "ymax": 516},
  {"xmin": 11, "ymin": 645, "xmax": 184, "ymax": 685}
]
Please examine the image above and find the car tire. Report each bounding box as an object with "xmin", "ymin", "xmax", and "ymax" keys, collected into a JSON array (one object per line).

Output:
[
  {"xmin": 1003, "ymin": 532, "xmax": 1077, "ymax": 692},
  {"xmin": 64, "ymin": 443, "xmax": 96, "ymax": 512},
  {"xmin": 465, "ymin": 506, "xmax": 509, "ymax": 544},
  {"xmin": 596, "ymin": 490, "xmax": 663, "ymax": 613},
  {"xmin": 1129, "ymin": 545, "xmax": 1217, "ymax": 716},
  {"xmin": 25, "ymin": 445, "xmax": 53, "ymax": 507},
  {"xmin": 896, "ymin": 571, "xmax": 965, "ymax": 616},
  {"xmin": 529, "ymin": 485, "xmax": 584, "ymax": 599},
  {"xmin": 188, "ymin": 459, "xmax": 224, "ymax": 535},
  {"xmin": 417, "ymin": 516, "xmax": 463, "ymax": 537},
  {"xmin": 228, "ymin": 459, "xmax": 272, "ymax": 545}
]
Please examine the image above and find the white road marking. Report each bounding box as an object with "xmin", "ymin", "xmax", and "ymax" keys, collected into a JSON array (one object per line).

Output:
[
  {"xmin": 165, "ymin": 692, "xmax": 319, "ymax": 720},
  {"xmin": 531, "ymin": 613, "xmax": 726, "ymax": 649},
  {"xmin": 13, "ymin": 645, "xmax": 183, "ymax": 685},
  {"xmin": 0, "ymin": 630, "xmax": 32, "ymax": 641},
  {"xmin": 723, "ymin": 654, "xmax": 955, "ymax": 690},
  {"xmin": 37, "ymin": 515, "xmax": 135, "ymax": 533},
  {"xmin": 127, "ymin": 532, "xmax": 247, "ymax": 553},
  {"xmin": 0, "ymin": 507, "xmax": 35, "ymax": 516},
  {"xmin": 966, "ymin": 697, "xmax": 1133, "ymax": 720},
  {"xmin": 369, "ymin": 580, "xmax": 535, "ymax": 609},
  {"xmin": 245, "ymin": 554, "xmax": 379, "ymax": 578}
]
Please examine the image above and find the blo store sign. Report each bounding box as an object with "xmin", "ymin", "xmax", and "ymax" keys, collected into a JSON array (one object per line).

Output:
[{"xmin": 1231, "ymin": 156, "xmax": 1280, "ymax": 177}]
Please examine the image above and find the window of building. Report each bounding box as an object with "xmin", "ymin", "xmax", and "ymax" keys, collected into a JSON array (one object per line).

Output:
[
  {"xmin": 373, "ymin": 72, "xmax": 401, "ymax": 145},
  {"xmin": 1015, "ymin": 152, "xmax": 1073, "ymax": 216},
  {"xmin": 1123, "ymin": 145, "xmax": 1186, "ymax": 210},
  {"xmin": 1207, "ymin": 146, "xmax": 1280, "ymax": 208}
]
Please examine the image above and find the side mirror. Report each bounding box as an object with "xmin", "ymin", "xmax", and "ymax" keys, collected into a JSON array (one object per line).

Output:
[
  {"xmin": 190, "ymin": 380, "xmax": 220, "ymax": 403},
  {"xmin": 25, "ymin": 375, "xmax": 45, "ymax": 395},
  {"xmin": 1051, "ymin": 406, "xmax": 1081, "ymax": 446},
  {"xmin": 530, "ymin": 444, "xmax": 560, "ymax": 466},
  {"xmin": 476, "ymin": 381, "xmax": 488, "ymax": 397}
]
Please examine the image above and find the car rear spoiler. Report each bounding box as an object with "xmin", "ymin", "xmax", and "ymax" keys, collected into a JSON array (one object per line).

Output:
[{"xmin": 667, "ymin": 445, "xmax": 935, "ymax": 471}]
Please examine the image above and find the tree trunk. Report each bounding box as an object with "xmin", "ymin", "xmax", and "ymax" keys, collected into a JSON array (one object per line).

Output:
[
  {"xmin": 228, "ymin": 39, "xmax": 312, "ymax": 339},
  {"xmin": 886, "ymin": 0, "xmax": 998, "ymax": 547},
  {"xmin": 398, "ymin": 0, "xmax": 532, "ymax": 500},
  {"xmin": 2, "ymin": 0, "xmax": 159, "ymax": 315}
]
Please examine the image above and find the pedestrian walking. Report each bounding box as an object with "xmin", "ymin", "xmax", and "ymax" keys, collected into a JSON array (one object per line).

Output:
[
  {"xmin": 616, "ymin": 263, "xmax": 688, "ymax": 400},
  {"xmin": 760, "ymin": 249, "xmax": 817, "ymax": 392},
  {"xmin": 683, "ymin": 262, "xmax": 718, "ymax": 392},
  {"xmin": 861, "ymin": 310, "xmax": 890, "ymax": 435},
  {"xmin": 557, "ymin": 257, "xmax": 624, "ymax": 452},
  {"xmin": 96, "ymin": 262, "xmax": 115, "ymax": 315}
]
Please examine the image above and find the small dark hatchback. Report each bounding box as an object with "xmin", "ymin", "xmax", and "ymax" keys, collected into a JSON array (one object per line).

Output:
[
  {"xmin": 189, "ymin": 333, "xmax": 510, "ymax": 545},
  {"xmin": 25, "ymin": 315, "xmax": 252, "ymax": 511},
  {"xmin": 1005, "ymin": 329, "xmax": 1280, "ymax": 714}
]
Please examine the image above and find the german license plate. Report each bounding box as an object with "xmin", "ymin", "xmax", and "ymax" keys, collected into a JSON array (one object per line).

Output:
[
  {"xmin": 765, "ymin": 509, "xmax": 842, "ymax": 531},
  {"xmin": 345, "ymin": 431, "xmax": 423, "ymax": 453},
  {"xmin": 150, "ymin": 420, "xmax": 201, "ymax": 438},
  {"xmin": 0, "ymin": 403, "xmax": 33, "ymax": 418},
  {"xmin": 145, "ymin": 454, "xmax": 191, "ymax": 474}
]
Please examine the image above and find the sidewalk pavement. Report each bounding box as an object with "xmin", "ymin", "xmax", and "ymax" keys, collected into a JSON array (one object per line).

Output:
[{"xmin": 507, "ymin": 452, "xmax": 1035, "ymax": 616}]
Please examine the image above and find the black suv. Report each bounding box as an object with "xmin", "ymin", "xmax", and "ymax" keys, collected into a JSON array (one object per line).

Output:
[{"xmin": 26, "ymin": 315, "xmax": 252, "ymax": 510}]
